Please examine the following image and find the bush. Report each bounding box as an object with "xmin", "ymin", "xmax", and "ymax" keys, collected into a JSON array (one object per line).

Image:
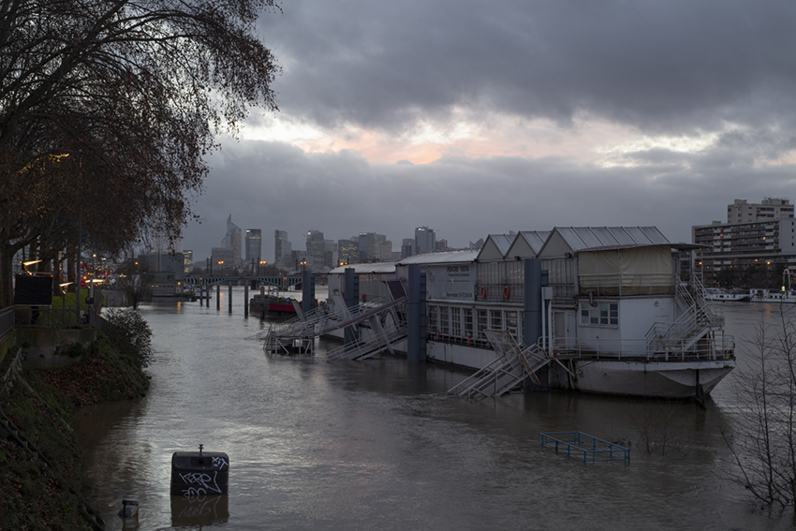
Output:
[{"xmin": 102, "ymin": 309, "xmax": 153, "ymax": 368}]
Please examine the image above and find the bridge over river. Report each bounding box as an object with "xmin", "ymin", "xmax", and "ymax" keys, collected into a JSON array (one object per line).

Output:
[{"xmin": 183, "ymin": 275, "xmax": 305, "ymax": 289}]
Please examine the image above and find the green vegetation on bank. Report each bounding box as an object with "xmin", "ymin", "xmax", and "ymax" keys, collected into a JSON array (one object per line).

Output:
[{"xmin": 0, "ymin": 310, "xmax": 152, "ymax": 530}]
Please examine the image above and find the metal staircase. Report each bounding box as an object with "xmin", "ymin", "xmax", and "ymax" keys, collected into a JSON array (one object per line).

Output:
[
  {"xmin": 447, "ymin": 330, "xmax": 551, "ymax": 399},
  {"xmin": 645, "ymin": 276, "xmax": 724, "ymax": 358},
  {"xmin": 325, "ymin": 297, "xmax": 408, "ymax": 360},
  {"xmin": 262, "ymin": 279, "xmax": 410, "ymax": 358}
]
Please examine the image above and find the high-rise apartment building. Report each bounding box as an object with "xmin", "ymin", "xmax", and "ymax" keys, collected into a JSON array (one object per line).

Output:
[
  {"xmin": 727, "ymin": 198, "xmax": 794, "ymax": 223},
  {"xmin": 245, "ymin": 229, "xmax": 262, "ymax": 263},
  {"xmin": 693, "ymin": 198, "xmax": 796, "ymax": 284}
]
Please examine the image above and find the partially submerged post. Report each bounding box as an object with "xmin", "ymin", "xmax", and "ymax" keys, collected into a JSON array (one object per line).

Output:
[
  {"xmin": 407, "ymin": 264, "xmax": 426, "ymax": 363},
  {"xmin": 170, "ymin": 444, "xmax": 229, "ymax": 496}
]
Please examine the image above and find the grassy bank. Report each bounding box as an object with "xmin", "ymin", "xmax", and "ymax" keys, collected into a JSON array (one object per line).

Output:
[{"xmin": 0, "ymin": 310, "xmax": 151, "ymax": 530}]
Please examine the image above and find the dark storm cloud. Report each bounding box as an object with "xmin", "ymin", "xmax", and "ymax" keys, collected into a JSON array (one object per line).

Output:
[
  {"xmin": 257, "ymin": 0, "xmax": 796, "ymax": 133},
  {"xmin": 184, "ymin": 140, "xmax": 796, "ymax": 262}
]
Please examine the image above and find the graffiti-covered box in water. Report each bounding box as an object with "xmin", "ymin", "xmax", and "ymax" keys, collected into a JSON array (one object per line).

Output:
[{"xmin": 170, "ymin": 450, "xmax": 229, "ymax": 496}]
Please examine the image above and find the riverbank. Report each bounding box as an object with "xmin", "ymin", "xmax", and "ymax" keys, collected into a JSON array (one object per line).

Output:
[{"xmin": 0, "ymin": 314, "xmax": 151, "ymax": 530}]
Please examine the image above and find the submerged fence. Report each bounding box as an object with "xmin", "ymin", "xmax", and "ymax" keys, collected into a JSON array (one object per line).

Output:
[{"xmin": 541, "ymin": 431, "xmax": 630, "ymax": 463}]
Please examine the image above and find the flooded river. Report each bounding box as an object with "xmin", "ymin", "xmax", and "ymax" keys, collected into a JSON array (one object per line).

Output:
[{"xmin": 74, "ymin": 290, "xmax": 796, "ymax": 530}]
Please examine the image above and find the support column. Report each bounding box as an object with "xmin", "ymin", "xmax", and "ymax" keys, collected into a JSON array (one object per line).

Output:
[
  {"xmin": 244, "ymin": 284, "xmax": 249, "ymax": 318},
  {"xmin": 228, "ymin": 281, "xmax": 233, "ymax": 314},
  {"xmin": 524, "ymin": 258, "xmax": 548, "ymax": 391},
  {"xmin": 216, "ymin": 284, "xmax": 220, "ymax": 310},
  {"xmin": 344, "ymin": 268, "xmax": 359, "ymax": 347},
  {"xmin": 302, "ymin": 270, "xmax": 315, "ymax": 315},
  {"xmin": 407, "ymin": 264, "xmax": 427, "ymax": 363}
]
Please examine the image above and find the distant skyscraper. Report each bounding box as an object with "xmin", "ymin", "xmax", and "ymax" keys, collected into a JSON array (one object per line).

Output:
[
  {"xmin": 245, "ymin": 229, "xmax": 262, "ymax": 263},
  {"xmin": 401, "ymin": 238, "xmax": 414, "ymax": 259},
  {"xmin": 338, "ymin": 238, "xmax": 358, "ymax": 265},
  {"xmin": 275, "ymin": 230, "xmax": 290, "ymax": 266},
  {"xmin": 222, "ymin": 215, "xmax": 242, "ymax": 267},
  {"xmin": 306, "ymin": 230, "xmax": 325, "ymax": 267},
  {"xmin": 415, "ymin": 226, "xmax": 435, "ymax": 254},
  {"xmin": 358, "ymin": 232, "xmax": 377, "ymax": 261}
]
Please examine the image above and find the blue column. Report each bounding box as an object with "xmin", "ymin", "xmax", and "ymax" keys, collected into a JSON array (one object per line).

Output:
[
  {"xmin": 407, "ymin": 264, "xmax": 427, "ymax": 363},
  {"xmin": 344, "ymin": 268, "xmax": 359, "ymax": 347},
  {"xmin": 302, "ymin": 270, "xmax": 315, "ymax": 314},
  {"xmin": 524, "ymin": 258, "xmax": 548, "ymax": 391}
]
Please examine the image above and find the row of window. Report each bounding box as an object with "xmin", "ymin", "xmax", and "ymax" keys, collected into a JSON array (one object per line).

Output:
[
  {"xmin": 426, "ymin": 301, "xmax": 620, "ymax": 346},
  {"xmin": 427, "ymin": 305, "xmax": 522, "ymax": 343}
]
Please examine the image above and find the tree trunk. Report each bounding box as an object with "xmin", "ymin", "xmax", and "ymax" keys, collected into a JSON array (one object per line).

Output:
[{"xmin": 0, "ymin": 241, "xmax": 15, "ymax": 308}]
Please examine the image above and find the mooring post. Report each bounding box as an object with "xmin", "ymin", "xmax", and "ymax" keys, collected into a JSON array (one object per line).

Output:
[
  {"xmin": 244, "ymin": 284, "xmax": 249, "ymax": 318},
  {"xmin": 228, "ymin": 280, "xmax": 233, "ymax": 314},
  {"xmin": 216, "ymin": 283, "xmax": 220, "ymax": 310},
  {"xmin": 407, "ymin": 264, "xmax": 427, "ymax": 363},
  {"xmin": 524, "ymin": 258, "xmax": 548, "ymax": 391},
  {"xmin": 259, "ymin": 285, "xmax": 265, "ymax": 320},
  {"xmin": 302, "ymin": 270, "xmax": 314, "ymax": 315}
]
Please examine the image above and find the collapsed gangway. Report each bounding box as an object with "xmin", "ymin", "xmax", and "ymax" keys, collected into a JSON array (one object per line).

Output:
[
  {"xmin": 263, "ymin": 280, "xmax": 408, "ymax": 358},
  {"xmin": 447, "ymin": 330, "xmax": 551, "ymax": 399}
]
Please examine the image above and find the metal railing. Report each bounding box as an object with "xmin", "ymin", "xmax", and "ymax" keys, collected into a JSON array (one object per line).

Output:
[
  {"xmin": 13, "ymin": 306, "xmax": 90, "ymax": 328},
  {"xmin": 541, "ymin": 432, "xmax": 629, "ymax": 463},
  {"xmin": 0, "ymin": 307, "xmax": 13, "ymax": 339},
  {"xmin": 551, "ymin": 335, "xmax": 734, "ymax": 361},
  {"xmin": 474, "ymin": 283, "xmax": 524, "ymax": 304}
]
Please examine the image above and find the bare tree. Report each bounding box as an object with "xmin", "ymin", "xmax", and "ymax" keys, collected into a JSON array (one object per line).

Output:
[
  {"xmin": 723, "ymin": 309, "xmax": 796, "ymax": 513},
  {"xmin": 0, "ymin": 0, "xmax": 280, "ymax": 307}
]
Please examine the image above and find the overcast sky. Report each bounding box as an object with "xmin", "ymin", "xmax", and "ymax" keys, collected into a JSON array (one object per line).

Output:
[{"xmin": 183, "ymin": 0, "xmax": 796, "ymax": 263}]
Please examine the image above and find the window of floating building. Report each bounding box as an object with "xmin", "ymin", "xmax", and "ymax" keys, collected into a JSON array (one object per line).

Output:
[
  {"xmin": 451, "ymin": 307, "xmax": 461, "ymax": 337},
  {"xmin": 505, "ymin": 310, "xmax": 519, "ymax": 341},
  {"xmin": 580, "ymin": 302, "xmax": 618, "ymax": 326},
  {"xmin": 464, "ymin": 309, "xmax": 473, "ymax": 338},
  {"xmin": 490, "ymin": 309, "xmax": 502, "ymax": 330},
  {"xmin": 440, "ymin": 306, "xmax": 449, "ymax": 335},
  {"xmin": 428, "ymin": 305, "xmax": 438, "ymax": 333},
  {"xmin": 477, "ymin": 310, "xmax": 488, "ymax": 339}
]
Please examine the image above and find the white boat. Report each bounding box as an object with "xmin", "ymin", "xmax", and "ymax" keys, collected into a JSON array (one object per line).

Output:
[
  {"xmin": 749, "ymin": 288, "xmax": 796, "ymax": 303},
  {"xmin": 705, "ymin": 288, "xmax": 749, "ymax": 302},
  {"xmin": 325, "ymin": 227, "xmax": 735, "ymax": 401}
]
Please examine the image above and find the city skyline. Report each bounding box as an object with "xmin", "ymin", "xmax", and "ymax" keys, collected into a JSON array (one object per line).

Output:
[{"xmin": 183, "ymin": 1, "xmax": 796, "ymax": 265}]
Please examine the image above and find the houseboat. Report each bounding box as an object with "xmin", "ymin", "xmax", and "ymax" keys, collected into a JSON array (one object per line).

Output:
[
  {"xmin": 704, "ymin": 288, "xmax": 749, "ymax": 302},
  {"xmin": 325, "ymin": 227, "xmax": 735, "ymax": 400},
  {"xmin": 749, "ymin": 288, "xmax": 796, "ymax": 303},
  {"xmin": 249, "ymin": 288, "xmax": 299, "ymax": 318}
]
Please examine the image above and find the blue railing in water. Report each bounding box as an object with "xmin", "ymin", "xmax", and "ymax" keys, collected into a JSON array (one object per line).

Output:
[{"xmin": 541, "ymin": 431, "xmax": 630, "ymax": 463}]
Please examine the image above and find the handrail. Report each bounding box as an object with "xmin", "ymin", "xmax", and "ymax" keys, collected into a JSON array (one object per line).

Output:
[
  {"xmin": 0, "ymin": 307, "xmax": 13, "ymax": 339},
  {"xmin": 552, "ymin": 335, "xmax": 734, "ymax": 361}
]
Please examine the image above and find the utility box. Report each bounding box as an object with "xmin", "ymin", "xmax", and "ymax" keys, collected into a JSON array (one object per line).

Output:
[{"xmin": 170, "ymin": 448, "xmax": 229, "ymax": 496}]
